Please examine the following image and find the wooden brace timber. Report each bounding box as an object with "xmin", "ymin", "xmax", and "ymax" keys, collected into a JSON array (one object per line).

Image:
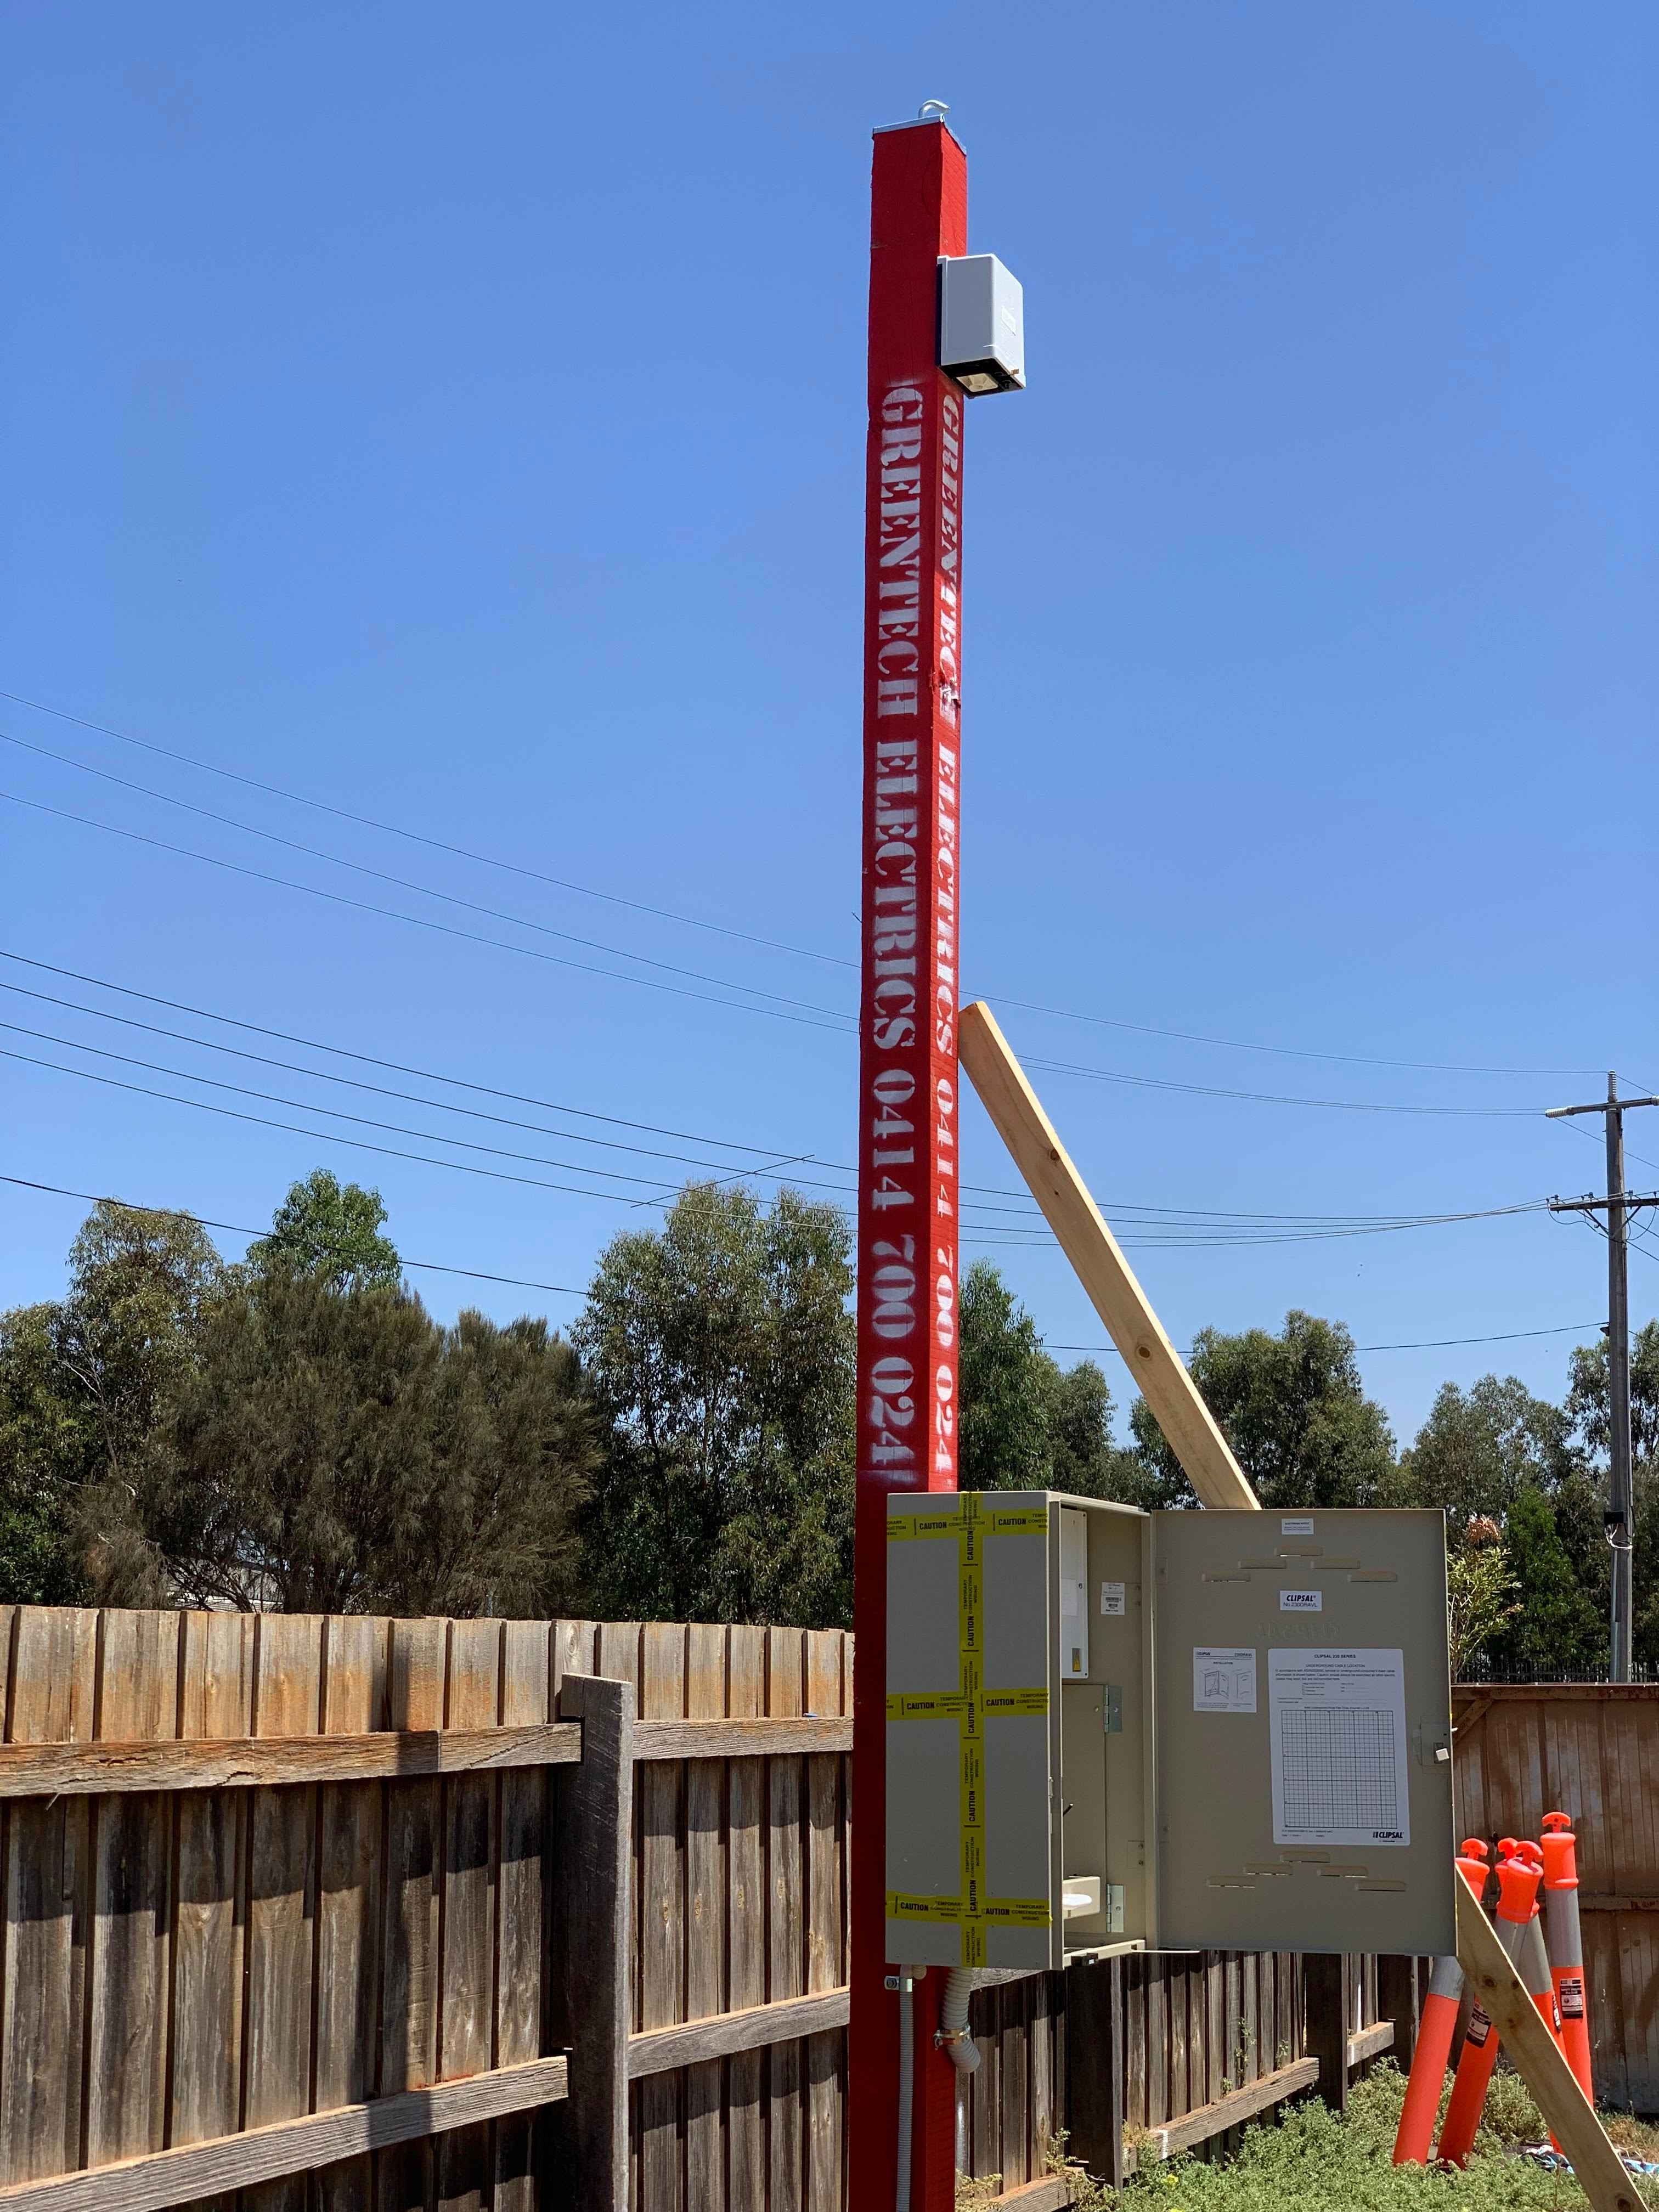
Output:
[
  {"xmin": 958, "ymin": 1001, "xmax": 1260, "ymax": 1512},
  {"xmin": 1455, "ymin": 1880, "xmax": 1639, "ymax": 2212},
  {"xmin": 0, "ymin": 2056, "xmax": 568, "ymax": 2212}
]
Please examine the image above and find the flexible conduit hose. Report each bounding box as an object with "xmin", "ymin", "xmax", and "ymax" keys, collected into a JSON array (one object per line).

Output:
[{"xmin": 938, "ymin": 1966, "xmax": 983, "ymax": 2074}]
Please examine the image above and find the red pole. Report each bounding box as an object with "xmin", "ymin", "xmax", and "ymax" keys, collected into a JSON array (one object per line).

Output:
[{"xmin": 849, "ymin": 112, "xmax": 969, "ymax": 2212}]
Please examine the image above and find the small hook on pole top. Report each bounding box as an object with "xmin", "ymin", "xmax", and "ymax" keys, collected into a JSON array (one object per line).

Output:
[{"xmin": 917, "ymin": 99, "xmax": 950, "ymax": 122}]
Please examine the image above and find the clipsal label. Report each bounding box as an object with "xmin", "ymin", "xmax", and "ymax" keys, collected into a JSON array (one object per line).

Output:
[
  {"xmin": 1279, "ymin": 1589, "xmax": 1322, "ymax": 1612},
  {"xmin": 1559, "ymin": 1975, "xmax": 1586, "ymax": 2019},
  {"xmin": 1465, "ymin": 2007, "xmax": 1492, "ymax": 2047}
]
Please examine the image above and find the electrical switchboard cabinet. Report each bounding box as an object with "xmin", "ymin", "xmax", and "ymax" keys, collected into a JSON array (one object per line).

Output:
[{"xmin": 885, "ymin": 1492, "xmax": 1454, "ymax": 1971}]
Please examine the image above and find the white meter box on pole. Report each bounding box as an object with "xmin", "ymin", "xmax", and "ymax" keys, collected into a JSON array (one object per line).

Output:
[{"xmin": 884, "ymin": 1495, "xmax": 1454, "ymax": 1971}]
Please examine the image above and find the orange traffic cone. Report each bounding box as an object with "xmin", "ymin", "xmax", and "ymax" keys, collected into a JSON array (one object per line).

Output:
[
  {"xmin": 1392, "ymin": 1841, "xmax": 1488, "ymax": 2165},
  {"xmin": 1541, "ymin": 1812, "xmax": 1595, "ymax": 2104},
  {"xmin": 1437, "ymin": 1839, "xmax": 1541, "ymax": 2166}
]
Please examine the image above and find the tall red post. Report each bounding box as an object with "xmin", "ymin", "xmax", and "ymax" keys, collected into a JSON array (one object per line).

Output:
[{"xmin": 850, "ymin": 115, "xmax": 969, "ymax": 2211}]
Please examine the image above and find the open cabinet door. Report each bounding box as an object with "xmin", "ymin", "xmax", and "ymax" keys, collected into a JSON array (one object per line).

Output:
[{"xmin": 1149, "ymin": 1508, "xmax": 1457, "ymax": 1956}]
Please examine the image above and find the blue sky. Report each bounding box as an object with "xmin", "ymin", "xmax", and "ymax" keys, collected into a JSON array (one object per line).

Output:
[{"xmin": 2, "ymin": 0, "xmax": 1653, "ymax": 1447}]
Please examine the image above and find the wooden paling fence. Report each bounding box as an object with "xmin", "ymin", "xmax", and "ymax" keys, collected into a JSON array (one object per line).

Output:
[
  {"xmin": 0, "ymin": 1606, "xmax": 1404, "ymax": 2212},
  {"xmin": 953, "ymin": 1951, "xmax": 1392, "ymax": 2204},
  {"xmin": 1454, "ymin": 1681, "xmax": 1659, "ymax": 2113}
]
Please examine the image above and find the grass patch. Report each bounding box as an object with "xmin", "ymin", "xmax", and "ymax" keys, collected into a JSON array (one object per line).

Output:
[{"xmin": 957, "ymin": 2062, "xmax": 1651, "ymax": 2209}]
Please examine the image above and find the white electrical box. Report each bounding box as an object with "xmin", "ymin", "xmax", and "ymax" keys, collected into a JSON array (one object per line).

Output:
[
  {"xmin": 939, "ymin": 253, "xmax": 1025, "ymax": 393},
  {"xmin": 885, "ymin": 1493, "xmax": 1454, "ymax": 1971}
]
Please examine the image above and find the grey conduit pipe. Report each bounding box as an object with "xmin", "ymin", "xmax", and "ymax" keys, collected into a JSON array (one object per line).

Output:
[{"xmin": 895, "ymin": 1967, "xmax": 917, "ymax": 2212}]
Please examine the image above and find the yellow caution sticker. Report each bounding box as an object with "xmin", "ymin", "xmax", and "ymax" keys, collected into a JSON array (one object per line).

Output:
[
  {"xmin": 887, "ymin": 1506, "xmax": 964, "ymax": 1541},
  {"xmin": 885, "ymin": 1691, "xmax": 971, "ymax": 1721},
  {"xmin": 980, "ymin": 1686, "xmax": 1049, "ymax": 1717},
  {"xmin": 984, "ymin": 1504, "xmax": 1049, "ymax": 1537}
]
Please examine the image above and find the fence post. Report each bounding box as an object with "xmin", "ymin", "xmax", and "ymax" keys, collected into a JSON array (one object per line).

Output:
[
  {"xmin": 1377, "ymin": 1955, "xmax": 1420, "ymax": 2072},
  {"xmin": 1065, "ymin": 1956, "xmax": 1126, "ymax": 2188},
  {"xmin": 1304, "ymin": 1954, "xmax": 1351, "ymax": 2115},
  {"xmin": 551, "ymin": 1673, "xmax": 633, "ymax": 2212}
]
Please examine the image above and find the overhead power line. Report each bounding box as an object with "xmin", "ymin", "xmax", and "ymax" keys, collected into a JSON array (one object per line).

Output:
[
  {"xmin": 0, "ymin": 692, "xmax": 852, "ymax": 970},
  {"xmin": 0, "ymin": 950, "xmax": 1551, "ymax": 1228},
  {"xmin": 0, "ymin": 791, "xmax": 854, "ymax": 1036},
  {"xmin": 4, "ymin": 1172, "xmax": 1601, "ymax": 1361},
  {"xmin": 0, "ymin": 1171, "xmax": 585, "ymax": 1299},
  {"xmin": 1045, "ymin": 1320, "xmax": 1604, "ymax": 1359},
  {"xmin": 0, "ymin": 728, "xmax": 855, "ymax": 1024},
  {"xmin": 1021, "ymin": 1051, "xmax": 1544, "ymax": 1118},
  {"xmin": 1, "ymin": 690, "xmax": 1609, "ymax": 1079},
  {"xmin": 0, "ymin": 1018, "xmax": 840, "ymax": 1202},
  {"xmin": 0, "ymin": 1030, "xmax": 1557, "ymax": 1256},
  {"xmin": 0, "ymin": 787, "xmax": 1568, "ymax": 1116}
]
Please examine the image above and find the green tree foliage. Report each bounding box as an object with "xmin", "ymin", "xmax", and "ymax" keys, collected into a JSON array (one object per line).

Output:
[
  {"xmin": 1394, "ymin": 1375, "xmax": 1576, "ymax": 1542},
  {"xmin": 0, "ymin": 1201, "xmax": 223, "ymax": 1601},
  {"xmin": 58, "ymin": 1201, "xmax": 224, "ymax": 1488},
  {"xmin": 957, "ymin": 1261, "xmax": 1146, "ymax": 1502},
  {"xmin": 1130, "ymin": 1311, "xmax": 1396, "ymax": 1510},
  {"xmin": 1484, "ymin": 1485, "xmax": 1604, "ymax": 1678},
  {"xmin": 1565, "ymin": 1319, "xmax": 1659, "ymax": 1468},
  {"xmin": 0, "ymin": 1302, "xmax": 94, "ymax": 1602},
  {"xmin": 958, "ymin": 1261, "xmax": 1051, "ymax": 1491},
  {"xmin": 98, "ymin": 1270, "xmax": 594, "ymax": 1615},
  {"xmin": 247, "ymin": 1169, "xmax": 402, "ymax": 1292},
  {"xmin": 575, "ymin": 1183, "xmax": 855, "ymax": 1627}
]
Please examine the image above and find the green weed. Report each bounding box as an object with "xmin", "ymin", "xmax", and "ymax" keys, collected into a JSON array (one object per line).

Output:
[{"xmin": 957, "ymin": 2062, "xmax": 1650, "ymax": 2209}]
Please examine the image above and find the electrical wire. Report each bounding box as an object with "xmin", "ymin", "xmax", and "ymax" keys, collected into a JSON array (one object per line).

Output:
[
  {"xmin": 4, "ymin": 1039, "xmax": 1553, "ymax": 1252},
  {"xmin": 1018, "ymin": 1051, "xmax": 1544, "ymax": 1118},
  {"xmin": 1, "ymin": 950, "xmax": 1552, "ymax": 1229},
  {"xmin": 0, "ymin": 691, "xmax": 854, "ymax": 970},
  {"xmin": 0, "ymin": 1171, "xmax": 586, "ymax": 1299},
  {"xmin": 0, "ymin": 727, "xmax": 856, "ymax": 1024},
  {"xmin": 0, "ymin": 791, "xmax": 856, "ymax": 1035},
  {"xmin": 2, "ymin": 1166, "xmax": 1606, "ymax": 1363},
  {"xmin": 0, "ymin": 1015, "xmax": 847, "ymax": 1199},
  {"xmin": 1044, "ymin": 1320, "xmax": 1605, "ymax": 1358},
  {"xmin": 0, "ymin": 949, "xmax": 834, "ymax": 1159},
  {"xmin": 0, "ymin": 781, "xmax": 1569, "ymax": 1113},
  {"xmin": 1, "ymin": 687, "xmax": 1611, "ymax": 1079}
]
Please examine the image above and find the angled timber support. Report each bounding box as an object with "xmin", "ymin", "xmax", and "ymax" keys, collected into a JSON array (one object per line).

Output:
[
  {"xmin": 1454, "ymin": 1881, "xmax": 1637, "ymax": 2212},
  {"xmin": 958, "ymin": 1000, "xmax": 1260, "ymax": 1511}
]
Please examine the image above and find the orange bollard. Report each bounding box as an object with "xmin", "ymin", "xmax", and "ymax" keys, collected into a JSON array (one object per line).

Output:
[
  {"xmin": 1392, "ymin": 1842, "xmax": 1489, "ymax": 2165},
  {"xmin": 1517, "ymin": 1874, "xmax": 1567, "ymax": 2151},
  {"xmin": 1541, "ymin": 1812, "xmax": 1595, "ymax": 2104},
  {"xmin": 1437, "ymin": 1839, "xmax": 1541, "ymax": 2166}
]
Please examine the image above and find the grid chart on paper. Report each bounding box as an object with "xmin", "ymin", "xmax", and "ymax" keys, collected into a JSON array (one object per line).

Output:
[{"xmin": 1279, "ymin": 1706, "xmax": 1398, "ymax": 1834}]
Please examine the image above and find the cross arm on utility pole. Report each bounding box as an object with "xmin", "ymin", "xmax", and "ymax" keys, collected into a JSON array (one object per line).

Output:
[
  {"xmin": 1547, "ymin": 1097, "xmax": 1659, "ymax": 1118},
  {"xmin": 1549, "ymin": 1193, "xmax": 1659, "ymax": 1213}
]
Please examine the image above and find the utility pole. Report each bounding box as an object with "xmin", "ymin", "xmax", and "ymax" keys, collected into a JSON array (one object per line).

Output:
[
  {"xmin": 851, "ymin": 106, "xmax": 1024, "ymax": 2211},
  {"xmin": 1547, "ymin": 1075, "xmax": 1659, "ymax": 1680}
]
